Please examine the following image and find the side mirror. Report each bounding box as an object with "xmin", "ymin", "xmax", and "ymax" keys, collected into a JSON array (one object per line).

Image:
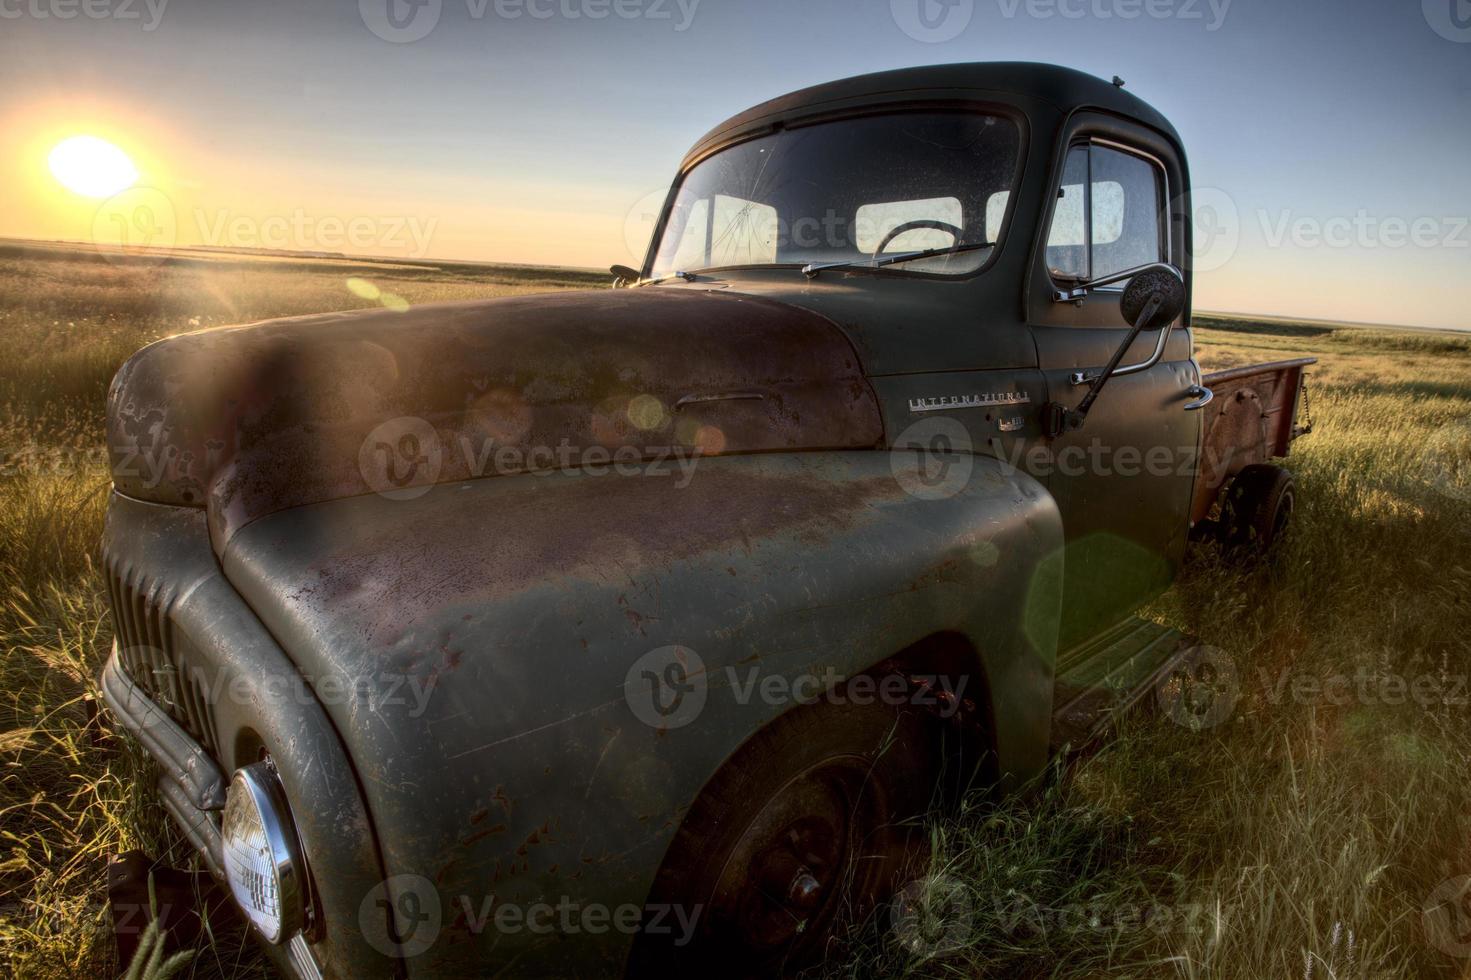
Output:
[
  {"xmin": 610, "ymin": 264, "xmax": 642, "ymax": 288},
  {"xmin": 1119, "ymin": 265, "xmax": 1186, "ymax": 331}
]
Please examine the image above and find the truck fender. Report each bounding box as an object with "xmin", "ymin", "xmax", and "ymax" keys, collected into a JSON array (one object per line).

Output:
[{"xmin": 219, "ymin": 449, "xmax": 1064, "ymax": 973}]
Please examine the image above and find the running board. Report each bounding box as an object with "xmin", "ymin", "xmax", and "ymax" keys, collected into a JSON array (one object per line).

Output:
[{"xmin": 1049, "ymin": 618, "xmax": 1192, "ymax": 754}]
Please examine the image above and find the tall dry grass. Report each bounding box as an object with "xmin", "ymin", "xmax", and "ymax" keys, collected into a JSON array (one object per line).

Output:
[
  {"xmin": 0, "ymin": 245, "xmax": 598, "ymax": 978},
  {"xmin": 843, "ymin": 320, "xmax": 1471, "ymax": 979}
]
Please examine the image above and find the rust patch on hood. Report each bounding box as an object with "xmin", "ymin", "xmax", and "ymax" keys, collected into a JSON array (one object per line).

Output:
[{"xmin": 106, "ymin": 289, "xmax": 883, "ymax": 547}]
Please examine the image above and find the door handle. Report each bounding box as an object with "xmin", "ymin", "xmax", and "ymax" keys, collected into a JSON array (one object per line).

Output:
[{"xmin": 1183, "ymin": 384, "xmax": 1214, "ymax": 411}]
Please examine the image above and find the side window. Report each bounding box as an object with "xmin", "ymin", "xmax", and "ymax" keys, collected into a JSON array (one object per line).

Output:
[{"xmin": 1045, "ymin": 142, "xmax": 1166, "ymax": 284}]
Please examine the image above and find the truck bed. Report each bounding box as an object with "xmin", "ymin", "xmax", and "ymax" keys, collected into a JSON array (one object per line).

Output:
[{"xmin": 1190, "ymin": 357, "xmax": 1316, "ymax": 524}]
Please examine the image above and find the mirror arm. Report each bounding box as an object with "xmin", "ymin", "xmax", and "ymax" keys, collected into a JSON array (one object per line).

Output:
[
  {"xmin": 1052, "ymin": 261, "xmax": 1178, "ymax": 303},
  {"xmin": 1075, "ymin": 292, "xmax": 1162, "ymax": 417}
]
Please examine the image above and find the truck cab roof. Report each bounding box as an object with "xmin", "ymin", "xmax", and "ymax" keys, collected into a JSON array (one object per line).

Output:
[{"xmin": 683, "ymin": 62, "xmax": 1181, "ymax": 172}]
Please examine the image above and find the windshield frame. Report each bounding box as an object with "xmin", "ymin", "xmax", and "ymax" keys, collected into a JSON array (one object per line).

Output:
[{"xmin": 642, "ymin": 102, "xmax": 1030, "ymax": 283}]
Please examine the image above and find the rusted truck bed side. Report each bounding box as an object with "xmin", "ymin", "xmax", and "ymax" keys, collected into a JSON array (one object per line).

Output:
[{"xmin": 1190, "ymin": 358, "xmax": 1317, "ymax": 524}]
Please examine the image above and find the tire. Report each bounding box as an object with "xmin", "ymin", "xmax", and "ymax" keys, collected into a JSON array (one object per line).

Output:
[
  {"xmin": 1218, "ymin": 463, "xmax": 1295, "ymax": 556},
  {"xmin": 630, "ymin": 680, "xmax": 946, "ymax": 977}
]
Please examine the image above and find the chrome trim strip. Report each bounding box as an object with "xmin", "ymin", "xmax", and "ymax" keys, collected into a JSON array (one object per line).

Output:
[
  {"xmin": 287, "ymin": 934, "xmax": 325, "ymax": 980},
  {"xmin": 908, "ymin": 392, "xmax": 1031, "ymax": 413},
  {"xmin": 157, "ymin": 778, "xmax": 224, "ymax": 877},
  {"xmin": 674, "ymin": 391, "xmax": 766, "ymax": 410},
  {"xmin": 101, "ymin": 647, "xmax": 226, "ymax": 811},
  {"xmin": 1068, "ymin": 315, "xmax": 1175, "ymax": 385}
]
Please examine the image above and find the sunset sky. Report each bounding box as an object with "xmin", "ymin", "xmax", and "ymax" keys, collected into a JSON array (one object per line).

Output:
[{"xmin": 2, "ymin": 0, "xmax": 1468, "ymax": 329}]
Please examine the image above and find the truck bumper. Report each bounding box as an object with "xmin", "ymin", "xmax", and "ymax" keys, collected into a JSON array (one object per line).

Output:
[{"xmin": 101, "ymin": 644, "xmax": 325, "ymax": 980}]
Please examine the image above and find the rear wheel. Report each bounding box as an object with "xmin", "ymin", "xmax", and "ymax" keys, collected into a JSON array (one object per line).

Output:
[
  {"xmin": 1218, "ymin": 463, "xmax": 1296, "ymax": 556},
  {"xmin": 631, "ymin": 681, "xmax": 946, "ymax": 977}
]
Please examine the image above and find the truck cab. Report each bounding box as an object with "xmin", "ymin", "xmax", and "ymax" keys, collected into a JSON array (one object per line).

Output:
[
  {"xmin": 100, "ymin": 63, "xmax": 1311, "ymax": 978},
  {"xmin": 629, "ymin": 63, "xmax": 1204, "ymax": 649}
]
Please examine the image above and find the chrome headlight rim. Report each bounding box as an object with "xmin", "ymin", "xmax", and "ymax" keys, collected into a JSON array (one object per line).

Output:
[{"xmin": 222, "ymin": 759, "xmax": 307, "ymax": 944}]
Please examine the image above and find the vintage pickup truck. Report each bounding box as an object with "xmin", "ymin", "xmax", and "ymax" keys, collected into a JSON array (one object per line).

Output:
[{"xmin": 100, "ymin": 63, "xmax": 1313, "ymax": 977}]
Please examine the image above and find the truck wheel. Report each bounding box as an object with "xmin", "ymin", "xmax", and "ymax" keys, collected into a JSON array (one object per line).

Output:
[
  {"xmin": 630, "ymin": 683, "xmax": 945, "ymax": 976},
  {"xmin": 1218, "ymin": 463, "xmax": 1295, "ymax": 555}
]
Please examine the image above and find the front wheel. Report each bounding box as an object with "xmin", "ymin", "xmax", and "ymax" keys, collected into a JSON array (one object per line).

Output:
[{"xmin": 630, "ymin": 682, "xmax": 947, "ymax": 977}]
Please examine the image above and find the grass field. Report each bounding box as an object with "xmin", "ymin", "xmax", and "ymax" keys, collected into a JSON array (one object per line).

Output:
[{"xmin": 1, "ymin": 241, "xmax": 1469, "ymax": 978}]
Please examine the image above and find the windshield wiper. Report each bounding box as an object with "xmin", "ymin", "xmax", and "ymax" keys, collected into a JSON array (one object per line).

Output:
[
  {"xmin": 635, "ymin": 270, "xmax": 699, "ymax": 286},
  {"xmin": 801, "ymin": 240, "xmax": 996, "ymax": 280}
]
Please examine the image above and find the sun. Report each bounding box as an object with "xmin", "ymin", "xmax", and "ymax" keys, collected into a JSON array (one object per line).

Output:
[{"xmin": 47, "ymin": 135, "xmax": 139, "ymax": 198}]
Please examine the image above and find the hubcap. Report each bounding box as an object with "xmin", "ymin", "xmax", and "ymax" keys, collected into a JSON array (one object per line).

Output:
[{"xmin": 703, "ymin": 759, "xmax": 891, "ymax": 964}]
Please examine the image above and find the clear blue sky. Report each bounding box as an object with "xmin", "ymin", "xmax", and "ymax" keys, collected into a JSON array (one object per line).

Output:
[{"xmin": 2, "ymin": 0, "xmax": 1468, "ymax": 328}]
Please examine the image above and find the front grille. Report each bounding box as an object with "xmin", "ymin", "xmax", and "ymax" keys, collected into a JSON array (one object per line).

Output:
[{"xmin": 105, "ymin": 557, "xmax": 220, "ymax": 757}]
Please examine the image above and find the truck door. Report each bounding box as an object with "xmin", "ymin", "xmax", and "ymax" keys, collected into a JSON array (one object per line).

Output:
[{"xmin": 1027, "ymin": 120, "xmax": 1202, "ymax": 650}]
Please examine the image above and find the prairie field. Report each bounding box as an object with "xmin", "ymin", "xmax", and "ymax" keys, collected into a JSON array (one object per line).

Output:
[{"xmin": 1, "ymin": 240, "xmax": 1469, "ymax": 979}]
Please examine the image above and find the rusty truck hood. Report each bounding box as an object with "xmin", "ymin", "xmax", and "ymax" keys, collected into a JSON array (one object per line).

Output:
[{"xmin": 106, "ymin": 288, "xmax": 883, "ymax": 548}]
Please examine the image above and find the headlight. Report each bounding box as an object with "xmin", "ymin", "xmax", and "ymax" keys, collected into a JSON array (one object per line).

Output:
[{"xmin": 221, "ymin": 760, "xmax": 306, "ymax": 944}]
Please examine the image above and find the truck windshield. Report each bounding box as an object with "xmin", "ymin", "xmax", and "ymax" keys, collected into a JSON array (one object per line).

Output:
[{"xmin": 649, "ymin": 111, "xmax": 1021, "ymax": 279}]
